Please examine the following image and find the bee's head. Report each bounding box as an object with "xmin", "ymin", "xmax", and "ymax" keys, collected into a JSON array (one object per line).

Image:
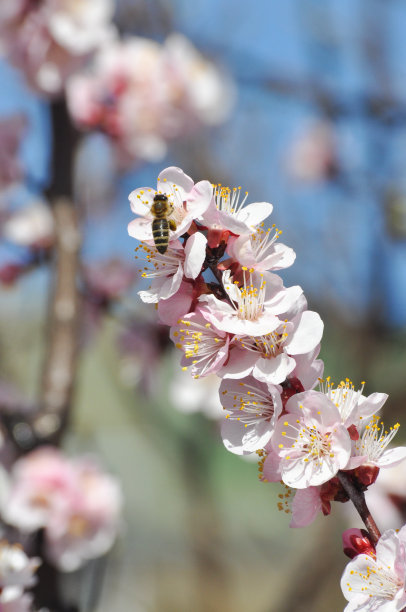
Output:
[
  {"xmin": 152, "ymin": 193, "xmax": 170, "ymax": 216},
  {"xmin": 153, "ymin": 193, "xmax": 168, "ymax": 203}
]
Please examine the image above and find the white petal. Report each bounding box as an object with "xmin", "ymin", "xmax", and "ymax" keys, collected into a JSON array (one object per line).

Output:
[
  {"xmin": 253, "ymin": 353, "xmax": 296, "ymax": 385},
  {"xmin": 158, "ymin": 166, "xmax": 194, "ymax": 195},
  {"xmin": 285, "ymin": 311, "xmax": 324, "ymax": 355},
  {"xmin": 184, "ymin": 233, "xmax": 207, "ymax": 279},
  {"xmin": 235, "ymin": 202, "xmax": 273, "ymax": 227},
  {"xmin": 377, "ymin": 446, "xmax": 406, "ymax": 468}
]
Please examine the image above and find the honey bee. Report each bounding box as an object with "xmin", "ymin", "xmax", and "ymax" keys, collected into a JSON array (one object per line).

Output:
[{"xmin": 151, "ymin": 193, "xmax": 177, "ymax": 254}]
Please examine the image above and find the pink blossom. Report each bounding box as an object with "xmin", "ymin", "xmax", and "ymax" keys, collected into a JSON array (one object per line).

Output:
[
  {"xmin": 226, "ymin": 225, "xmax": 296, "ymax": 272},
  {"xmin": 128, "ymin": 166, "xmax": 212, "ymax": 243},
  {"xmin": 221, "ymin": 307, "xmax": 323, "ymax": 386},
  {"xmin": 201, "ymin": 185, "xmax": 273, "ymax": 237},
  {"xmin": 219, "ymin": 376, "xmax": 282, "ymax": 455},
  {"xmin": 199, "ymin": 269, "xmax": 303, "ymax": 337},
  {"xmin": 67, "ymin": 34, "xmax": 234, "ymax": 163},
  {"xmin": 318, "ymin": 377, "xmax": 388, "ymax": 429},
  {"xmin": 136, "ymin": 233, "xmax": 207, "ymax": 304},
  {"xmin": 271, "ymin": 391, "xmax": 352, "ymax": 488},
  {"xmin": 341, "ymin": 526, "xmax": 406, "ymax": 611},
  {"xmin": 3, "ymin": 447, "xmax": 122, "ymax": 571},
  {"xmin": 0, "ymin": 0, "xmax": 115, "ymax": 95},
  {"xmin": 170, "ymin": 307, "xmax": 231, "ymax": 378},
  {"xmin": 84, "ymin": 258, "xmax": 138, "ymax": 302},
  {"xmin": 45, "ymin": 457, "xmax": 122, "ymax": 571},
  {"xmin": 346, "ymin": 415, "xmax": 406, "ymax": 471}
]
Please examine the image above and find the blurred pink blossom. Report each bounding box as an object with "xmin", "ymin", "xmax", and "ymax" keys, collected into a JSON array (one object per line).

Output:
[
  {"xmin": 66, "ymin": 34, "xmax": 234, "ymax": 164},
  {"xmin": 3, "ymin": 447, "xmax": 122, "ymax": 571},
  {"xmin": 286, "ymin": 121, "xmax": 337, "ymax": 183},
  {"xmin": 84, "ymin": 258, "xmax": 138, "ymax": 304},
  {"xmin": 0, "ymin": 0, "xmax": 115, "ymax": 95}
]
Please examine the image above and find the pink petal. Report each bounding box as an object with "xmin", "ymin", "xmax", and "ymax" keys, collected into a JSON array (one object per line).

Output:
[
  {"xmin": 290, "ymin": 487, "xmax": 322, "ymax": 528},
  {"xmin": 157, "ymin": 281, "xmax": 193, "ymax": 325},
  {"xmin": 186, "ymin": 180, "xmax": 213, "ymax": 217}
]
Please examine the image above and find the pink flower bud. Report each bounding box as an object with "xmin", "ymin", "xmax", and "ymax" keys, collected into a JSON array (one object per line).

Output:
[{"xmin": 342, "ymin": 528, "xmax": 375, "ymax": 559}]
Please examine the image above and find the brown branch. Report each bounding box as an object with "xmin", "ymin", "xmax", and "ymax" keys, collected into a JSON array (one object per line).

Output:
[
  {"xmin": 338, "ymin": 471, "xmax": 381, "ymax": 545},
  {"xmin": 35, "ymin": 199, "xmax": 81, "ymax": 444}
]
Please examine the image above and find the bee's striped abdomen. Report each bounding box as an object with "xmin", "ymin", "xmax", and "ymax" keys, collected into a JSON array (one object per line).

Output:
[{"xmin": 152, "ymin": 218, "xmax": 169, "ymax": 254}]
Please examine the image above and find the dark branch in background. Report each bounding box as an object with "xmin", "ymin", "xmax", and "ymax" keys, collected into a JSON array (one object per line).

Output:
[
  {"xmin": 337, "ymin": 471, "xmax": 381, "ymax": 545},
  {"xmin": 35, "ymin": 200, "xmax": 81, "ymax": 444},
  {"xmin": 33, "ymin": 100, "xmax": 81, "ymax": 445}
]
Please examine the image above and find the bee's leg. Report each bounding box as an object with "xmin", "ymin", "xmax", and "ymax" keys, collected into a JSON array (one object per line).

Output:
[{"xmin": 169, "ymin": 220, "xmax": 177, "ymax": 231}]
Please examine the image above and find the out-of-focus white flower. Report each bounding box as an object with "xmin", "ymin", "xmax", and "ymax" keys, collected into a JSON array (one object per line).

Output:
[
  {"xmin": 0, "ymin": 0, "xmax": 116, "ymax": 95},
  {"xmin": 3, "ymin": 200, "xmax": 55, "ymax": 248},
  {"xmin": 0, "ymin": 542, "xmax": 40, "ymax": 612},
  {"xmin": 0, "ymin": 543, "xmax": 40, "ymax": 591},
  {"xmin": 169, "ymin": 367, "xmax": 224, "ymax": 420},
  {"xmin": 66, "ymin": 34, "xmax": 234, "ymax": 164},
  {"xmin": 2, "ymin": 447, "xmax": 122, "ymax": 572}
]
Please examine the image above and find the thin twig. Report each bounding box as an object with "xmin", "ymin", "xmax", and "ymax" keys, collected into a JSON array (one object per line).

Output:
[{"xmin": 337, "ymin": 471, "xmax": 381, "ymax": 545}]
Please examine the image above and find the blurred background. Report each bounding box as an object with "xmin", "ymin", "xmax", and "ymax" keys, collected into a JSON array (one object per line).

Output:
[{"xmin": 1, "ymin": 0, "xmax": 406, "ymax": 610}]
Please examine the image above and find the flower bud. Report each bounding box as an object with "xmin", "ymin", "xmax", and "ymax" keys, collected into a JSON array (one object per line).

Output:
[{"xmin": 342, "ymin": 528, "xmax": 375, "ymax": 559}]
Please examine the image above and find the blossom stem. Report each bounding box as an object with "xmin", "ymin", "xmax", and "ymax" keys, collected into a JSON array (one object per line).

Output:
[
  {"xmin": 203, "ymin": 241, "xmax": 232, "ymax": 303},
  {"xmin": 337, "ymin": 470, "xmax": 381, "ymax": 545}
]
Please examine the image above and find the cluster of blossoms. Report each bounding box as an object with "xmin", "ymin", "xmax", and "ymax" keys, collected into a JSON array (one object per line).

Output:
[
  {"xmin": 0, "ymin": 0, "xmax": 115, "ymax": 96},
  {"xmin": 0, "ymin": 542, "xmax": 40, "ymax": 612},
  {"xmin": 67, "ymin": 34, "xmax": 234, "ymax": 165},
  {"xmin": 129, "ymin": 166, "xmax": 406, "ymax": 611},
  {"xmin": 1, "ymin": 447, "xmax": 122, "ymax": 572}
]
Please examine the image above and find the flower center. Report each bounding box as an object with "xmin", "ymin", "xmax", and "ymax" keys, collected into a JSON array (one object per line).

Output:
[
  {"xmin": 212, "ymin": 184, "xmax": 248, "ymax": 216},
  {"xmin": 135, "ymin": 243, "xmax": 183, "ymax": 279},
  {"xmin": 237, "ymin": 325, "xmax": 288, "ymax": 358},
  {"xmin": 345, "ymin": 559, "xmax": 402, "ymax": 601},
  {"xmin": 221, "ymin": 381, "xmax": 276, "ymax": 426},
  {"xmin": 250, "ymin": 223, "xmax": 282, "ymax": 259},
  {"xmin": 319, "ymin": 377, "xmax": 365, "ymax": 423},
  {"xmin": 225, "ymin": 268, "xmax": 267, "ymax": 321},
  {"xmin": 174, "ymin": 318, "xmax": 227, "ymax": 378},
  {"xmin": 355, "ymin": 415, "xmax": 400, "ymax": 462},
  {"xmin": 279, "ymin": 418, "xmax": 335, "ymax": 467}
]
